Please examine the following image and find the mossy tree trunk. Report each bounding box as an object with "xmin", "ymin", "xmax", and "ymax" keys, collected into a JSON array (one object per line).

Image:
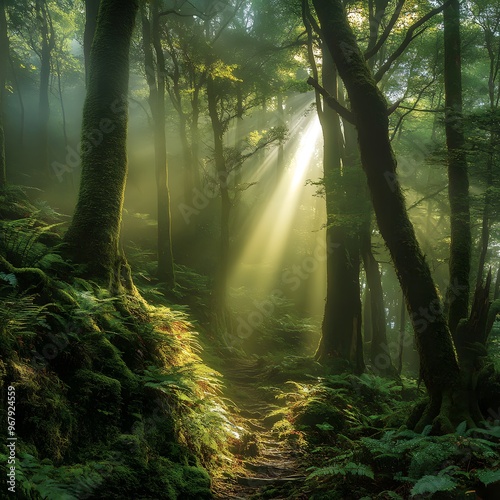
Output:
[
  {"xmin": 314, "ymin": 45, "xmax": 364, "ymax": 372},
  {"xmin": 311, "ymin": 0, "xmax": 475, "ymax": 431},
  {"xmin": 443, "ymin": 0, "xmax": 471, "ymax": 335},
  {"xmin": 0, "ymin": 0, "xmax": 8, "ymax": 188},
  {"xmin": 84, "ymin": 0, "xmax": 100, "ymax": 85},
  {"xmin": 64, "ymin": 0, "xmax": 139, "ymax": 285}
]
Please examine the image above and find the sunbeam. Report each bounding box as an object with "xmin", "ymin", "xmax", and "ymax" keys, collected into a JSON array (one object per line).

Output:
[{"xmin": 229, "ymin": 111, "xmax": 323, "ymax": 295}]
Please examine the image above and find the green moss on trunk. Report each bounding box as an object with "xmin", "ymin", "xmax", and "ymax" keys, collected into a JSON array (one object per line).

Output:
[
  {"xmin": 64, "ymin": 0, "xmax": 139, "ymax": 285},
  {"xmin": 443, "ymin": 0, "xmax": 471, "ymax": 335},
  {"xmin": 312, "ymin": 0, "xmax": 473, "ymax": 430},
  {"xmin": 316, "ymin": 50, "xmax": 364, "ymax": 372}
]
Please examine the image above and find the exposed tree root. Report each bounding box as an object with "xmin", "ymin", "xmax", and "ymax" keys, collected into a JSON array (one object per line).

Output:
[{"xmin": 0, "ymin": 254, "xmax": 75, "ymax": 306}]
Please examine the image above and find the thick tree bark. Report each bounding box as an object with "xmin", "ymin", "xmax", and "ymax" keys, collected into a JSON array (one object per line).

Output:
[
  {"xmin": 84, "ymin": 0, "xmax": 100, "ymax": 85},
  {"xmin": 311, "ymin": 0, "xmax": 471, "ymax": 431},
  {"xmin": 0, "ymin": 0, "xmax": 8, "ymax": 188},
  {"xmin": 64, "ymin": 0, "xmax": 139, "ymax": 284},
  {"xmin": 443, "ymin": 0, "xmax": 471, "ymax": 335}
]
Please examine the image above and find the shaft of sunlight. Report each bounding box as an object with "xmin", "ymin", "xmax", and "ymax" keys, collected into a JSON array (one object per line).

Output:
[{"xmin": 229, "ymin": 112, "xmax": 323, "ymax": 293}]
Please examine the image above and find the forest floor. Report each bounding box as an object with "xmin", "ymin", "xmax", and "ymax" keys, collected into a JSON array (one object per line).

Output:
[{"xmin": 212, "ymin": 357, "xmax": 308, "ymax": 500}]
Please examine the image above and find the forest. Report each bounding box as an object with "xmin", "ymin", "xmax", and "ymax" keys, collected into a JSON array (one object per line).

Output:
[{"xmin": 1, "ymin": 0, "xmax": 500, "ymax": 498}]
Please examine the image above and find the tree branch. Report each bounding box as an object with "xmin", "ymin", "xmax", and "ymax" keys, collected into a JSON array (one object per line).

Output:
[
  {"xmin": 374, "ymin": 0, "xmax": 452, "ymax": 82},
  {"xmin": 307, "ymin": 77, "xmax": 356, "ymax": 124},
  {"xmin": 365, "ymin": 0, "xmax": 406, "ymax": 60},
  {"xmin": 407, "ymin": 185, "xmax": 447, "ymax": 210},
  {"xmin": 302, "ymin": 0, "xmax": 323, "ymax": 119}
]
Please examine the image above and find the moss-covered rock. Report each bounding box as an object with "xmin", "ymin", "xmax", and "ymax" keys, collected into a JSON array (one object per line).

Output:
[{"xmin": 295, "ymin": 401, "xmax": 346, "ymax": 433}]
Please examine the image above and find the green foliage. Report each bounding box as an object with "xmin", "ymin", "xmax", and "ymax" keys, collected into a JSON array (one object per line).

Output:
[
  {"xmin": 410, "ymin": 473, "xmax": 457, "ymax": 497},
  {"xmin": 0, "ymin": 192, "xmax": 238, "ymax": 499},
  {"xmin": 307, "ymin": 462, "xmax": 374, "ymax": 480},
  {"xmin": 476, "ymin": 468, "xmax": 500, "ymax": 486},
  {"xmin": 0, "ymin": 217, "xmax": 65, "ymax": 270},
  {"xmin": 278, "ymin": 368, "xmax": 500, "ymax": 498},
  {"xmin": 230, "ymin": 288, "xmax": 320, "ymax": 357}
]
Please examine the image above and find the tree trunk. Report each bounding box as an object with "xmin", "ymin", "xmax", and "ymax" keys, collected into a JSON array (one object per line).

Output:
[
  {"xmin": 363, "ymin": 287, "xmax": 373, "ymax": 345},
  {"xmin": 276, "ymin": 92, "xmax": 285, "ymax": 182},
  {"xmin": 494, "ymin": 265, "xmax": 500, "ymax": 301},
  {"xmin": 443, "ymin": 0, "xmax": 471, "ymax": 335},
  {"xmin": 397, "ymin": 291, "xmax": 406, "ymax": 375},
  {"xmin": 55, "ymin": 55, "xmax": 68, "ymax": 151},
  {"xmin": 84, "ymin": 0, "xmax": 100, "ymax": 85},
  {"xmin": 190, "ymin": 86, "xmax": 201, "ymax": 192},
  {"xmin": 9, "ymin": 53, "xmax": 24, "ymax": 147},
  {"xmin": 207, "ymin": 75, "xmax": 230, "ymax": 310},
  {"xmin": 0, "ymin": 0, "xmax": 8, "ymax": 188},
  {"xmin": 151, "ymin": 1, "xmax": 175, "ymax": 287},
  {"xmin": 476, "ymin": 152, "xmax": 492, "ymax": 287},
  {"xmin": 64, "ymin": 0, "xmax": 139, "ymax": 285},
  {"xmin": 312, "ymin": 0, "xmax": 472, "ymax": 432},
  {"xmin": 361, "ymin": 222, "xmax": 395, "ymax": 375},
  {"xmin": 315, "ymin": 48, "xmax": 363, "ymax": 372},
  {"xmin": 36, "ymin": 0, "xmax": 54, "ymax": 176}
]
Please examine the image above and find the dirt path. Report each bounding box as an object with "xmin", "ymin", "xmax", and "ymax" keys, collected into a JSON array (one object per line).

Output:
[{"xmin": 213, "ymin": 358, "xmax": 307, "ymax": 500}]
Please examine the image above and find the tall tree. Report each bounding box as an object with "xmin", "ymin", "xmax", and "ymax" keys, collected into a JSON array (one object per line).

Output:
[
  {"xmin": 361, "ymin": 220, "xmax": 395, "ymax": 374},
  {"xmin": 141, "ymin": 0, "xmax": 175, "ymax": 287},
  {"xmin": 304, "ymin": 1, "xmax": 364, "ymax": 371},
  {"xmin": 64, "ymin": 0, "xmax": 139, "ymax": 285},
  {"xmin": 36, "ymin": 0, "xmax": 55, "ymax": 175},
  {"xmin": 310, "ymin": 0, "xmax": 480, "ymax": 431},
  {"xmin": 443, "ymin": 0, "xmax": 471, "ymax": 335},
  {"xmin": 0, "ymin": 0, "xmax": 8, "ymax": 188},
  {"xmin": 471, "ymin": 0, "xmax": 500, "ymax": 287}
]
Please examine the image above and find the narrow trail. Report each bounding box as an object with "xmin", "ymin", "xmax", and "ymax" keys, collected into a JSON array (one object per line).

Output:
[{"xmin": 214, "ymin": 358, "xmax": 308, "ymax": 500}]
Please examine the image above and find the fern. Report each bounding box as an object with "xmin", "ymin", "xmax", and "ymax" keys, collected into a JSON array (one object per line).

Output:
[
  {"xmin": 0, "ymin": 218, "xmax": 65, "ymax": 269},
  {"xmin": 476, "ymin": 468, "xmax": 500, "ymax": 486},
  {"xmin": 307, "ymin": 462, "xmax": 374, "ymax": 480},
  {"xmin": 410, "ymin": 474, "xmax": 457, "ymax": 497},
  {"xmin": 0, "ymin": 272, "xmax": 17, "ymax": 286}
]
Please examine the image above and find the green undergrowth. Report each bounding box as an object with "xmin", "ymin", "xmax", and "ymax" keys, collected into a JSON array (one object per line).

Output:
[
  {"xmin": 0, "ymin": 188, "xmax": 239, "ymax": 499},
  {"xmin": 228, "ymin": 287, "xmax": 320, "ymax": 358},
  {"xmin": 270, "ymin": 372, "xmax": 500, "ymax": 499}
]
